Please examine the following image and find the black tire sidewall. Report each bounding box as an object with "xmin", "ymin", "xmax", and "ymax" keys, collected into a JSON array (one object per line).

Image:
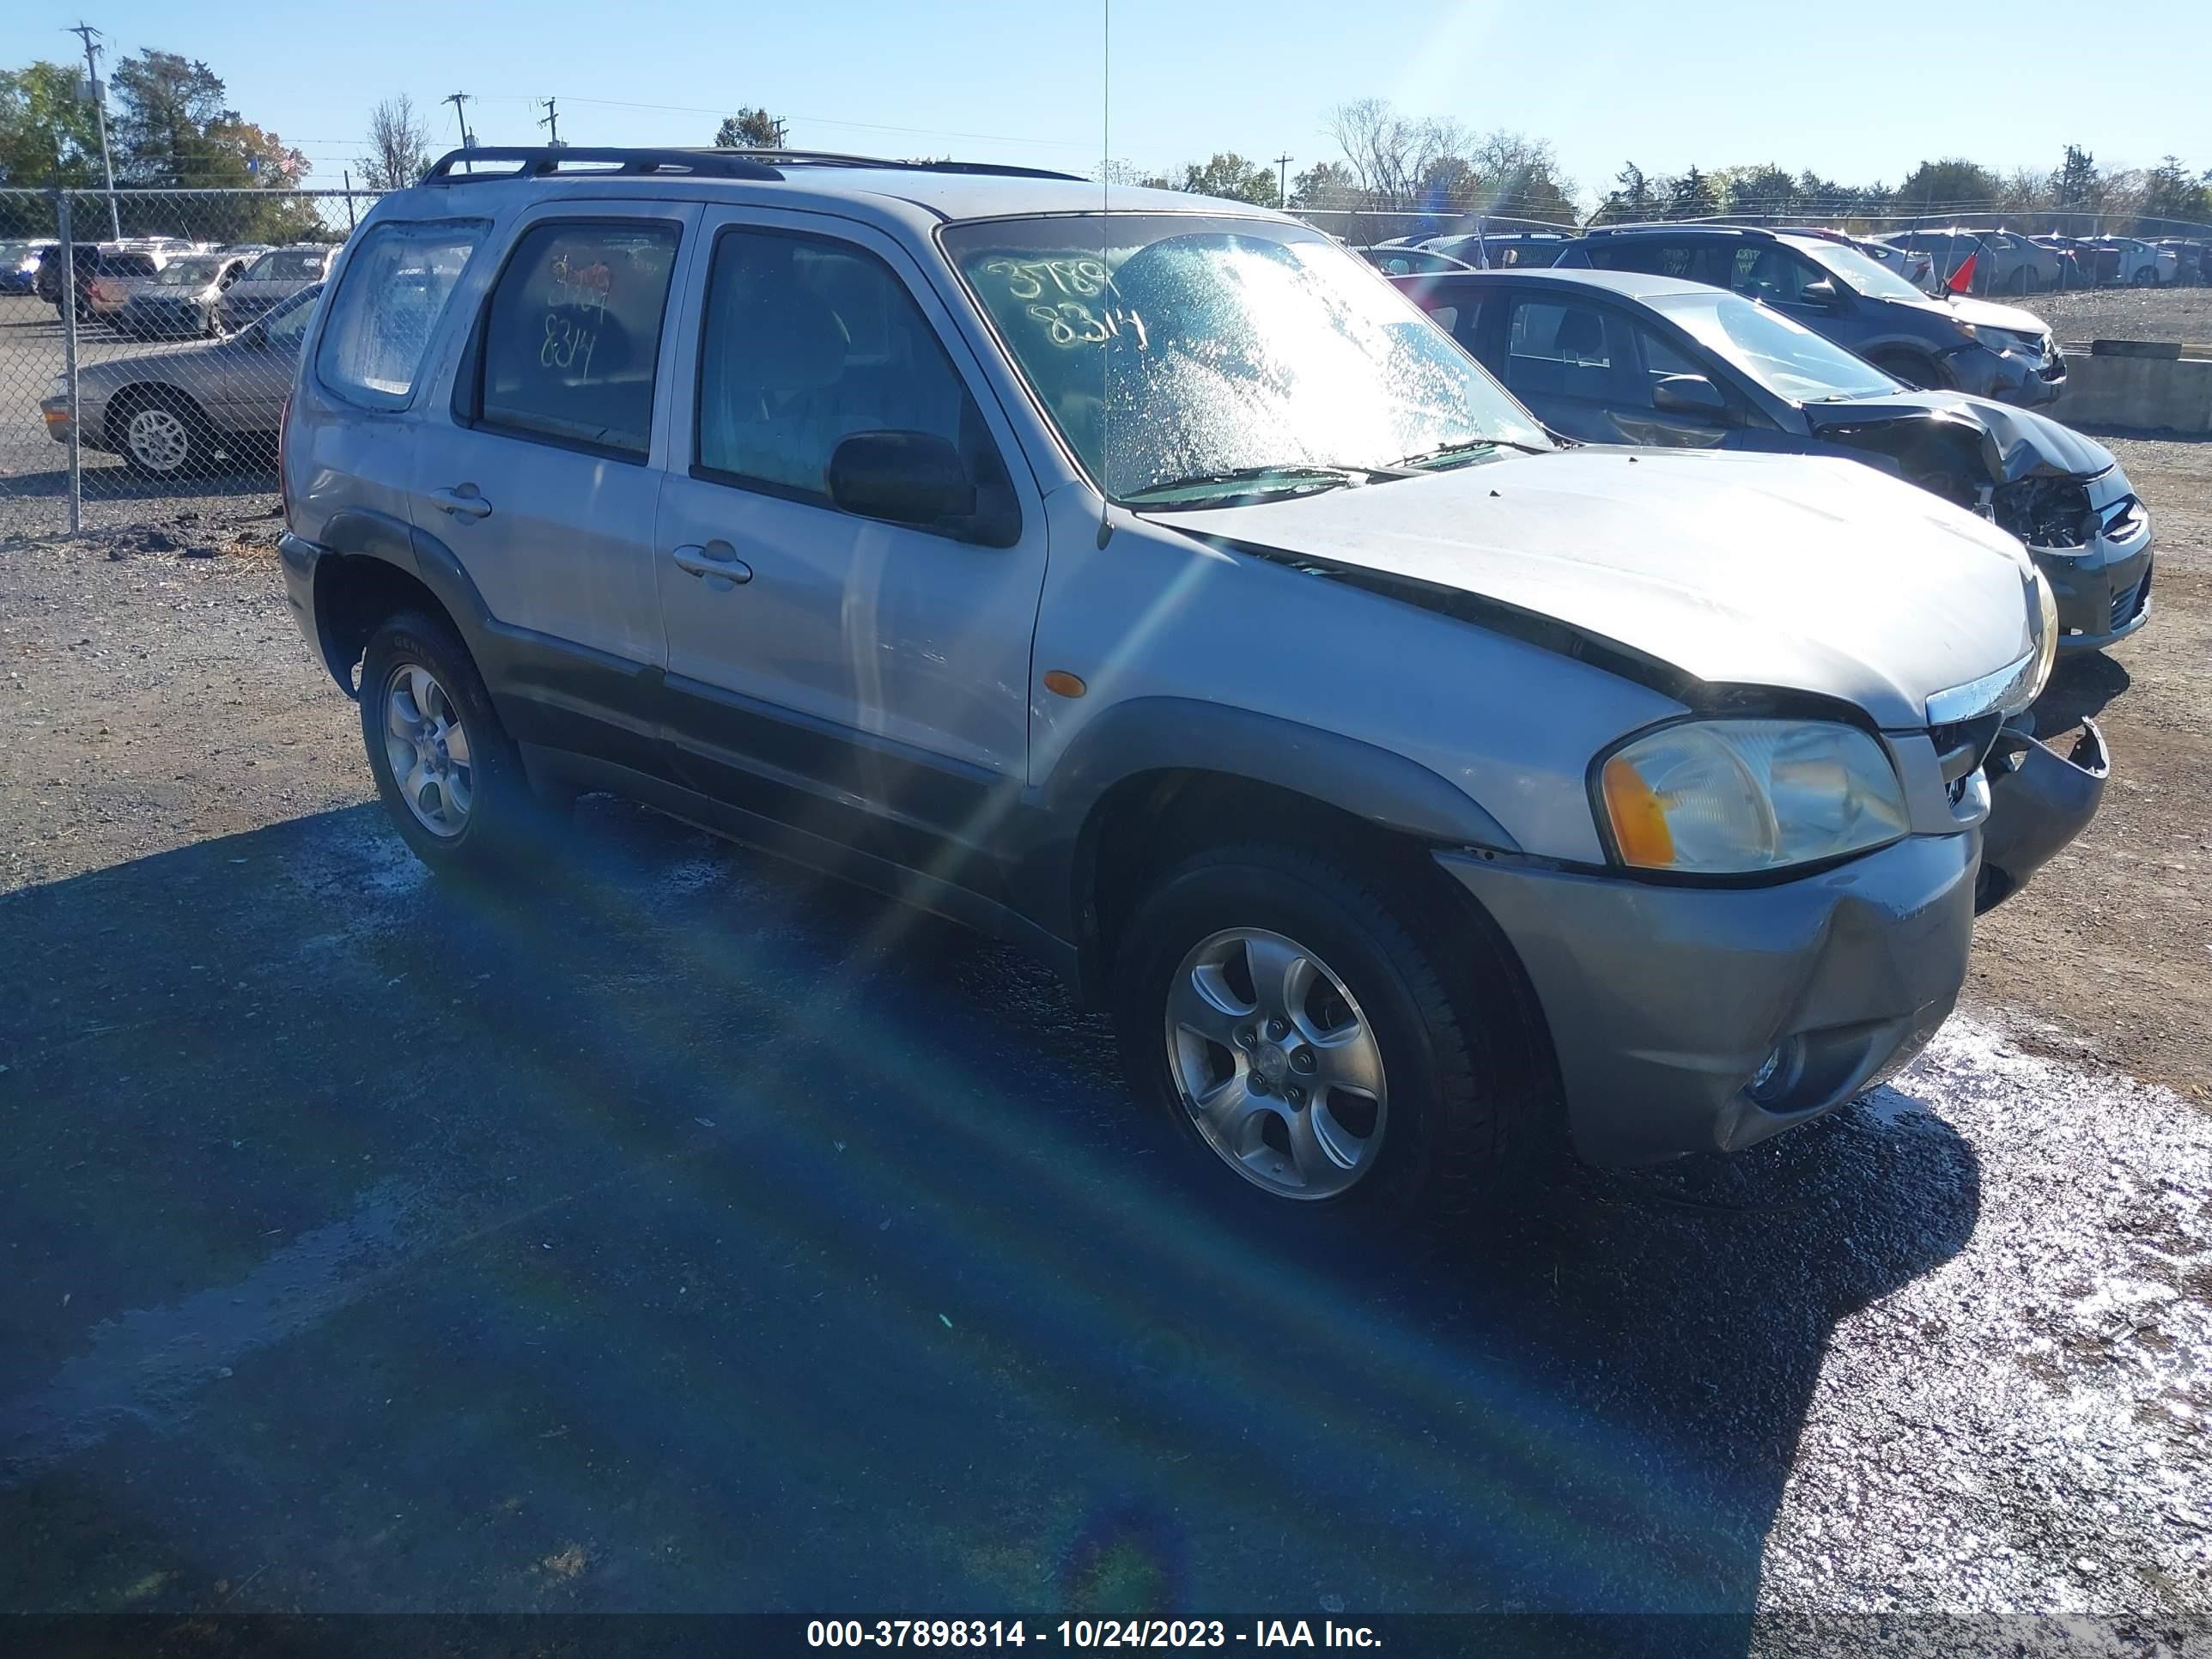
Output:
[
  {"xmin": 1113, "ymin": 848, "xmax": 1492, "ymax": 1226},
  {"xmin": 359, "ymin": 611, "xmax": 535, "ymax": 875}
]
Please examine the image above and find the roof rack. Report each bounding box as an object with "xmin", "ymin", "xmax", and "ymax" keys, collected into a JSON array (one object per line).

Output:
[
  {"xmin": 1583, "ymin": 222, "xmax": 1777, "ymax": 239},
  {"xmin": 425, "ymin": 147, "xmax": 783, "ymax": 184},
  {"xmin": 710, "ymin": 149, "xmax": 1086, "ymax": 182},
  {"xmin": 422, "ymin": 146, "xmax": 1087, "ymax": 188}
]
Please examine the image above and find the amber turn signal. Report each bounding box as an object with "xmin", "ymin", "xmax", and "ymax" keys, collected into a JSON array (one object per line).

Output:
[
  {"xmin": 1601, "ymin": 754, "xmax": 1675, "ymax": 867},
  {"xmin": 1042, "ymin": 671, "xmax": 1086, "ymax": 699}
]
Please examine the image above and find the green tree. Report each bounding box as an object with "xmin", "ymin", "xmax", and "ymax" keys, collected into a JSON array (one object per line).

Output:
[
  {"xmin": 2139, "ymin": 155, "xmax": 2210, "ymax": 228},
  {"xmin": 1180, "ymin": 151, "xmax": 1279, "ymax": 205},
  {"xmin": 1290, "ymin": 160, "xmax": 1362, "ymax": 211},
  {"xmin": 714, "ymin": 107, "xmax": 783, "ymax": 149},
  {"xmin": 1717, "ymin": 163, "xmax": 1797, "ymax": 216},
  {"xmin": 1896, "ymin": 157, "xmax": 2002, "ymax": 213},
  {"xmin": 1589, "ymin": 161, "xmax": 1655, "ymax": 226},
  {"xmin": 1664, "ymin": 166, "xmax": 1717, "ymax": 220},
  {"xmin": 2052, "ymin": 144, "xmax": 2100, "ymax": 210},
  {"xmin": 0, "ymin": 61, "xmax": 104, "ymax": 187}
]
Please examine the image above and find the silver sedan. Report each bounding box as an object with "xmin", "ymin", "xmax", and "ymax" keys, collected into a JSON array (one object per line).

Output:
[{"xmin": 40, "ymin": 284, "xmax": 320, "ymax": 480}]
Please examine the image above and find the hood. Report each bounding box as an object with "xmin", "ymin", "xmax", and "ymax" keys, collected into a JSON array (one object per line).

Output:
[
  {"xmin": 1802, "ymin": 389, "xmax": 2114, "ymax": 484},
  {"xmin": 1901, "ymin": 290, "xmax": 2051, "ymax": 337},
  {"xmin": 1149, "ymin": 448, "xmax": 2034, "ymax": 731}
]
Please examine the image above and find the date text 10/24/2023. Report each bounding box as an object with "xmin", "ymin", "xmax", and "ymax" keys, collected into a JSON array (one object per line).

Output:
[{"xmin": 805, "ymin": 1620, "xmax": 1383, "ymax": 1648}]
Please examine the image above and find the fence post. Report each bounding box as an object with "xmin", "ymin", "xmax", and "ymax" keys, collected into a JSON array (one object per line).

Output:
[{"xmin": 57, "ymin": 189, "xmax": 82, "ymax": 538}]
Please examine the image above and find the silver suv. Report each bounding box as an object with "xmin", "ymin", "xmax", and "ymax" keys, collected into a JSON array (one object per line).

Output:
[{"xmin": 279, "ymin": 148, "xmax": 2105, "ymax": 1228}]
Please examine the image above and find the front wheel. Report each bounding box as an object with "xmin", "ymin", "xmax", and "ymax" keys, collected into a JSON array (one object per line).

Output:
[
  {"xmin": 116, "ymin": 394, "xmax": 214, "ymax": 480},
  {"xmin": 360, "ymin": 610, "xmax": 547, "ymax": 877},
  {"xmin": 1113, "ymin": 842, "xmax": 1547, "ymax": 1231}
]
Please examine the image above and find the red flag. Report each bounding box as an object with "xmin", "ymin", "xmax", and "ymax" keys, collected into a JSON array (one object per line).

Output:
[{"xmin": 1947, "ymin": 252, "xmax": 1978, "ymax": 295}]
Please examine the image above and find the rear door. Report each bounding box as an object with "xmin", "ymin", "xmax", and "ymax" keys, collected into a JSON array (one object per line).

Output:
[
  {"xmin": 651, "ymin": 208, "xmax": 1049, "ymax": 889},
  {"xmin": 408, "ymin": 200, "xmax": 697, "ymax": 773}
]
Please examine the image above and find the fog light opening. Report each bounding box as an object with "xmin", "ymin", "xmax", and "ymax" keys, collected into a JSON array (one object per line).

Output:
[{"xmin": 1747, "ymin": 1040, "xmax": 1803, "ymax": 1109}]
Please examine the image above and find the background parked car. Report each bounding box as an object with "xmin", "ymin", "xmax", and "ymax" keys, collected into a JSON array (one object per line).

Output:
[
  {"xmin": 2029, "ymin": 236, "xmax": 2093, "ymax": 289},
  {"xmin": 218, "ymin": 245, "xmax": 333, "ymax": 329},
  {"xmin": 40, "ymin": 283, "xmax": 321, "ymax": 480},
  {"xmin": 1418, "ymin": 230, "xmax": 1577, "ymax": 269},
  {"xmin": 81, "ymin": 248, "xmax": 173, "ymax": 326},
  {"xmin": 2086, "ymin": 236, "xmax": 2178, "ymax": 286},
  {"xmin": 1870, "ymin": 228, "xmax": 2055, "ymax": 295},
  {"xmin": 1397, "ymin": 265, "xmax": 2152, "ymax": 654},
  {"xmin": 2153, "ymin": 239, "xmax": 2210, "ymax": 285},
  {"xmin": 1556, "ymin": 222, "xmax": 2064, "ymax": 406},
  {"xmin": 116, "ymin": 251, "xmax": 257, "ymax": 339},
  {"xmin": 0, "ymin": 238, "xmax": 57, "ymax": 295},
  {"xmin": 1353, "ymin": 245, "xmax": 1474, "ymax": 276}
]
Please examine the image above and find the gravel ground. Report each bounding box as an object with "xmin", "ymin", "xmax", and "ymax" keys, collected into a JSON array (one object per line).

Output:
[
  {"xmin": 2, "ymin": 485, "xmax": 2209, "ymax": 1642},
  {"xmin": 2033, "ymin": 286, "xmax": 2212, "ymax": 346}
]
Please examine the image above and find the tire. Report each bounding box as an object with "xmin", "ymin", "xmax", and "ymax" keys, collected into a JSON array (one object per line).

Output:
[
  {"xmin": 111, "ymin": 389, "xmax": 215, "ymax": 481},
  {"xmin": 2130, "ymin": 267, "xmax": 2155, "ymax": 287},
  {"xmin": 359, "ymin": 609, "xmax": 547, "ymax": 878},
  {"xmin": 1112, "ymin": 840, "xmax": 1547, "ymax": 1233},
  {"xmin": 1870, "ymin": 350, "xmax": 1942, "ymax": 391}
]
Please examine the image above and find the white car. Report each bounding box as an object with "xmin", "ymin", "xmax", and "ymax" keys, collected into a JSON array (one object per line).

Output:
[{"xmin": 2088, "ymin": 237, "xmax": 2179, "ymax": 286}]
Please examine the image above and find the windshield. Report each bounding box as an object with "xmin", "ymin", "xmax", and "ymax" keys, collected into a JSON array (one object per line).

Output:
[
  {"xmin": 247, "ymin": 248, "xmax": 325, "ymax": 281},
  {"xmin": 1801, "ymin": 241, "xmax": 1929, "ymax": 302},
  {"xmin": 154, "ymin": 256, "xmax": 223, "ymax": 287},
  {"xmin": 1656, "ymin": 290, "xmax": 1899, "ymax": 403},
  {"xmin": 941, "ymin": 213, "xmax": 1548, "ymax": 503}
]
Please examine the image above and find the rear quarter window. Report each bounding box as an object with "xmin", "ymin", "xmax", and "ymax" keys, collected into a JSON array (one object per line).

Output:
[{"xmin": 314, "ymin": 221, "xmax": 486, "ymax": 410}]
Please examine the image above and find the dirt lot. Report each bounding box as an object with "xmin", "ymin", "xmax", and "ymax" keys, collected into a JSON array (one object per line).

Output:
[{"xmin": 2033, "ymin": 285, "xmax": 2212, "ymax": 346}]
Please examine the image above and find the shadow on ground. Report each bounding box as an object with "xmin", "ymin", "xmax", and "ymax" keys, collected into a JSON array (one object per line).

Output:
[{"xmin": 0, "ymin": 802, "xmax": 1980, "ymax": 1640}]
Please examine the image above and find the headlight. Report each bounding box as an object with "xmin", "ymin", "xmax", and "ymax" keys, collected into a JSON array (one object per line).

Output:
[
  {"xmin": 2029, "ymin": 568, "xmax": 2058, "ymax": 700},
  {"xmin": 1596, "ymin": 720, "xmax": 1909, "ymax": 875},
  {"xmin": 45, "ymin": 374, "xmax": 70, "ymax": 403}
]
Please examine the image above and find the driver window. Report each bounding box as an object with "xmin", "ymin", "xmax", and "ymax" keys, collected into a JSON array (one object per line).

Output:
[{"xmin": 1732, "ymin": 247, "xmax": 1824, "ymax": 305}]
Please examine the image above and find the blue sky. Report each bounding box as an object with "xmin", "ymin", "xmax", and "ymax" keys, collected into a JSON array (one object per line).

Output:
[{"xmin": 8, "ymin": 0, "xmax": 2209, "ymax": 200}]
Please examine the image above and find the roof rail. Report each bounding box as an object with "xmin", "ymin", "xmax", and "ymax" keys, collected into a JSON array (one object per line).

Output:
[
  {"xmin": 1583, "ymin": 221, "xmax": 1777, "ymax": 239},
  {"xmin": 713, "ymin": 149, "xmax": 1087, "ymax": 182},
  {"xmin": 421, "ymin": 145, "xmax": 1088, "ymax": 188},
  {"xmin": 423, "ymin": 147, "xmax": 783, "ymax": 184}
]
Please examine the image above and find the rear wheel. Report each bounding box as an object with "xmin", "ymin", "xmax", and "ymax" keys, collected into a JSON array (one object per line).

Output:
[
  {"xmin": 360, "ymin": 610, "xmax": 546, "ymax": 877},
  {"xmin": 1113, "ymin": 841, "xmax": 1548, "ymax": 1232}
]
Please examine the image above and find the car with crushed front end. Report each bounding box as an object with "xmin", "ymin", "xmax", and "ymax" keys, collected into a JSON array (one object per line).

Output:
[
  {"xmin": 276, "ymin": 146, "xmax": 2104, "ymax": 1231},
  {"xmin": 1397, "ymin": 266, "xmax": 2153, "ymax": 654}
]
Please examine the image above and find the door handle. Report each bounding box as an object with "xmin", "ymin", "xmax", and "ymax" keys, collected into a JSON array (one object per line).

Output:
[
  {"xmin": 429, "ymin": 484, "xmax": 492, "ymax": 521},
  {"xmin": 672, "ymin": 541, "xmax": 752, "ymax": 585}
]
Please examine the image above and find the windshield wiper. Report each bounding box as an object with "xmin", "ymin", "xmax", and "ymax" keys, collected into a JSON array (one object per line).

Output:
[
  {"xmin": 1121, "ymin": 462, "xmax": 1409, "ymax": 507},
  {"xmin": 1395, "ymin": 437, "xmax": 1547, "ymax": 469}
]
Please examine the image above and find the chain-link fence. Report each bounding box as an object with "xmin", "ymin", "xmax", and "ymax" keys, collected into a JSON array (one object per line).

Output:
[{"xmin": 0, "ymin": 186, "xmax": 380, "ymax": 541}]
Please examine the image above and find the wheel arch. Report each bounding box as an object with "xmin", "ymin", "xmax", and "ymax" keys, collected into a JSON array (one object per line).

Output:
[
  {"xmin": 1032, "ymin": 698, "xmax": 1522, "ymax": 1006},
  {"xmin": 307, "ymin": 511, "xmax": 493, "ymax": 700},
  {"xmin": 101, "ymin": 380, "xmax": 211, "ymax": 453}
]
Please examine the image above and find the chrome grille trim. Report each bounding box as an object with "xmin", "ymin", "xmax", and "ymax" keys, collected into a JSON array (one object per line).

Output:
[{"xmin": 1925, "ymin": 649, "xmax": 2039, "ymax": 727}]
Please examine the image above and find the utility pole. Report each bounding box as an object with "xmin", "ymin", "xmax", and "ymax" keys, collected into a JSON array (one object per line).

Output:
[
  {"xmin": 538, "ymin": 96, "xmax": 562, "ymax": 148},
  {"xmin": 443, "ymin": 91, "xmax": 475, "ymax": 151},
  {"xmin": 1273, "ymin": 153, "xmax": 1292, "ymax": 210},
  {"xmin": 66, "ymin": 22, "xmax": 122, "ymax": 239}
]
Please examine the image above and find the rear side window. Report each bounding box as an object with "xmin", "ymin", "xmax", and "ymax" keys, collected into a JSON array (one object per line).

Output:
[
  {"xmin": 470, "ymin": 220, "xmax": 682, "ymax": 459},
  {"xmin": 1589, "ymin": 240, "xmax": 1697, "ymax": 281},
  {"xmin": 315, "ymin": 221, "xmax": 485, "ymax": 410}
]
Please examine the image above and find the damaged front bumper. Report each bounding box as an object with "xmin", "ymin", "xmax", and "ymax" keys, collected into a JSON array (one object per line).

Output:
[
  {"xmin": 1975, "ymin": 718, "xmax": 2109, "ymax": 912},
  {"xmin": 2030, "ymin": 483, "xmax": 2154, "ymax": 653}
]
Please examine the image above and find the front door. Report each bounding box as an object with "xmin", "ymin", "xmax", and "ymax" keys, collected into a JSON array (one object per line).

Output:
[{"xmin": 652, "ymin": 210, "xmax": 1048, "ymax": 893}]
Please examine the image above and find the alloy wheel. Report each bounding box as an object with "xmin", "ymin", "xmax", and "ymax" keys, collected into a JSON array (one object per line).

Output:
[
  {"xmin": 380, "ymin": 661, "xmax": 474, "ymax": 837},
  {"xmin": 125, "ymin": 406, "xmax": 191, "ymax": 474},
  {"xmin": 1163, "ymin": 927, "xmax": 1388, "ymax": 1200}
]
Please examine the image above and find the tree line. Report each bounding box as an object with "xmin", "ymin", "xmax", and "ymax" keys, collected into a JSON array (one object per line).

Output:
[{"xmin": 7, "ymin": 63, "xmax": 2209, "ymax": 246}]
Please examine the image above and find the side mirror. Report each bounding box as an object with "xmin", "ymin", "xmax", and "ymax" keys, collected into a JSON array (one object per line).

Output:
[
  {"xmin": 1651, "ymin": 374, "xmax": 1729, "ymax": 417},
  {"xmin": 1801, "ymin": 278, "xmax": 1844, "ymax": 309},
  {"xmin": 827, "ymin": 430, "xmax": 976, "ymax": 532}
]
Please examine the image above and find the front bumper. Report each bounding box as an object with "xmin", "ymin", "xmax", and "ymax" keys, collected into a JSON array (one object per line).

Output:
[
  {"xmin": 1948, "ymin": 342, "xmax": 2065, "ymax": 408},
  {"xmin": 1438, "ymin": 834, "xmax": 1977, "ymax": 1167},
  {"xmin": 118, "ymin": 299, "xmax": 210, "ymax": 337},
  {"xmin": 1440, "ymin": 708, "xmax": 2106, "ymax": 1165},
  {"xmin": 2034, "ymin": 483, "xmax": 2154, "ymax": 653}
]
